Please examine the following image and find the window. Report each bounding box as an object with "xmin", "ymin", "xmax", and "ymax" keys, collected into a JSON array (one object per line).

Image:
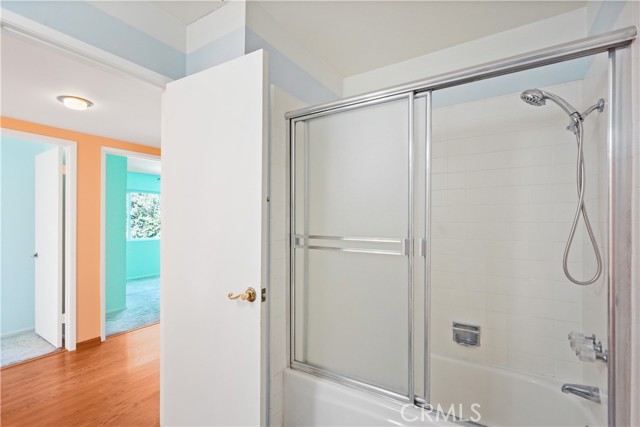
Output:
[{"xmin": 127, "ymin": 192, "xmax": 161, "ymax": 239}]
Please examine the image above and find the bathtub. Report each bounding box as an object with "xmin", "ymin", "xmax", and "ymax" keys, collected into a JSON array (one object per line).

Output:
[
  {"xmin": 284, "ymin": 369, "xmax": 458, "ymax": 426},
  {"xmin": 430, "ymin": 354, "xmax": 605, "ymax": 426},
  {"xmin": 283, "ymin": 356, "xmax": 605, "ymax": 426}
]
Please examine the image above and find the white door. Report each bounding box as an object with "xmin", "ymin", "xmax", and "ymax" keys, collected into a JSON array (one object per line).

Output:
[
  {"xmin": 161, "ymin": 51, "xmax": 266, "ymax": 426},
  {"xmin": 34, "ymin": 147, "xmax": 63, "ymax": 348}
]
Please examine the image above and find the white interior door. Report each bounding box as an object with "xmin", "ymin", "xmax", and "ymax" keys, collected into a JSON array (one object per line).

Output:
[
  {"xmin": 34, "ymin": 147, "xmax": 63, "ymax": 348},
  {"xmin": 161, "ymin": 50, "xmax": 266, "ymax": 426}
]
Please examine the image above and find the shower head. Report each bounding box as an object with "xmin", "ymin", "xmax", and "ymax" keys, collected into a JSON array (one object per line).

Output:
[
  {"xmin": 520, "ymin": 88, "xmax": 580, "ymax": 117},
  {"xmin": 520, "ymin": 89, "xmax": 546, "ymax": 107}
]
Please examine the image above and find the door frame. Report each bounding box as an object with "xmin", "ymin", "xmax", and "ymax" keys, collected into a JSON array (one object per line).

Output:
[
  {"xmin": 1, "ymin": 128, "xmax": 78, "ymax": 351},
  {"xmin": 100, "ymin": 147, "xmax": 161, "ymax": 341}
]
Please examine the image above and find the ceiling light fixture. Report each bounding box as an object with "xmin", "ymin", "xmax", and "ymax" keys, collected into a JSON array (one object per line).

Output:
[{"xmin": 56, "ymin": 95, "xmax": 94, "ymax": 111}]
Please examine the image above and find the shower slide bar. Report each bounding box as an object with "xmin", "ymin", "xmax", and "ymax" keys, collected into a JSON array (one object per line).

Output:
[{"xmin": 293, "ymin": 234, "xmax": 408, "ymax": 256}]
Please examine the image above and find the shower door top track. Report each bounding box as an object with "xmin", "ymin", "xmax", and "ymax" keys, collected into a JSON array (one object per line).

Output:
[{"xmin": 285, "ymin": 26, "xmax": 635, "ymax": 121}]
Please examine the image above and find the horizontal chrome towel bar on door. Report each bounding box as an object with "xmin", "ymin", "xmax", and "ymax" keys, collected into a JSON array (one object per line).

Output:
[{"xmin": 294, "ymin": 234, "xmax": 408, "ymax": 256}]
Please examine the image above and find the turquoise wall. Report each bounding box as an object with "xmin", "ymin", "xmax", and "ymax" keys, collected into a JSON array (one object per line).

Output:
[
  {"xmin": 128, "ymin": 171, "xmax": 160, "ymax": 193},
  {"xmin": 0, "ymin": 137, "xmax": 54, "ymax": 335},
  {"xmin": 105, "ymin": 154, "xmax": 127, "ymax": 313},
  {"xmin": 126, "ymin": 239, "xmax": 160, "ymax": 280},
  {"xmin": 126, "ymin": 171, "xmax": 160, "ymax": 280}
]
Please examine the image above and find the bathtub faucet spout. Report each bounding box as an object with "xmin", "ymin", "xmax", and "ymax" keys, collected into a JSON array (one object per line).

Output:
[{"xmin": 561, "ymin": 383, "xmax": 601, "ymax": 403}]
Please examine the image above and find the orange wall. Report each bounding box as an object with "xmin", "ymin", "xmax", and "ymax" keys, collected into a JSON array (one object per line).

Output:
[{"xmin": 1, "ymin": 117, "xmax": 161, "ymax": 343}]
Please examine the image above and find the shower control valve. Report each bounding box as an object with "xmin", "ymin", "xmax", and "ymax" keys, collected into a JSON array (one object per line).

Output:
[
  {"xmin": 575, "ymin": 343, "xmax": 608, "ymax": 363},
  {"xmin": 568, "ymin": 331, "xmax": 595, "ymax": 341},
  {"xmin": 568, "ymin": 331, "xmax": 596, "ymax": 347},
  {"xmin": 569, "ymin": 332, "xmax": 607, "ymax": 363}
]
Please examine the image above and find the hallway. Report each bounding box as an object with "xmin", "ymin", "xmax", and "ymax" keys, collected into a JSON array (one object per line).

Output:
[{"xmin": 1, "ymin": 324, "xmax": 159, "ymax": 426}]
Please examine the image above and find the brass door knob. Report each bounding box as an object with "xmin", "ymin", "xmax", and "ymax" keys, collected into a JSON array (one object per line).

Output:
[{"xmin": 227, "ymin": 287, "xmax": 257, "ymax": 302}]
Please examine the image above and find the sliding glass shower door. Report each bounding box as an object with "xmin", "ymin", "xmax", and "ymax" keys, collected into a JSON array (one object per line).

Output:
[
  {"xmin": 287, "ymin": 29, "xmax": 635, "ymax": 424},
  {"xmin": 291, "ymin": 96, "xmax": 413, "ymax": 397}
]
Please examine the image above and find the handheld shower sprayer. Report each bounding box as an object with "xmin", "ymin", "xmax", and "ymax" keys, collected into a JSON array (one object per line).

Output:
[
  {"xmin": 520, "ymin": 89, "xmax": 604, "ymax": 133},
  {"xmin": 520, "ymin": 88, "xmax": 580, "ymax": 117},
  {"xmin": 520, "ymin": 89, "xmax": 604, "ymax": 286}
]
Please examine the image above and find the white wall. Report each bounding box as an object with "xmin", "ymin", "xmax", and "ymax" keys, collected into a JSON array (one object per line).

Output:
[
  {"xmin": 268, "ymin": 85, "xmax": 307, "ymax": 426},
  {"xmin": 185, "ymin": 0, "xmax": 246, "ymax": 75},
  {"xmin": 246, "ymin": 3, "xmax": 342, "ymax": 97},
  {"xmin": 88, "ymin": 1, "xmax": 186, "ymax": 52},
  {"xmin": 343, "ymin": 8, "xmax": 587, "ymax": 97}
]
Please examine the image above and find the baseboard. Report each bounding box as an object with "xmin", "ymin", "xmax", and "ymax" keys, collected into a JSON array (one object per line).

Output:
[
  {"xmin": 106, "ymin": 306, "xmax": 126, "ymax": 315},
  {"xmin": 76, "ymin": 336, "xmax": 101, "ymax": 349},
  {"xmin": 1, "ymin": 327, "xmax": 35, "ymax": 339},
  {"xmin": 126, "ymin": 274, "xmax": 160, "ymax": 281}
]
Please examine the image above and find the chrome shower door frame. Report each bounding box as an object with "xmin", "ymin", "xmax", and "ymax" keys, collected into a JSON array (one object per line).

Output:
[
  {"xmin": 289, "ymin": 92, "xmax": 417, "ymax": 403},
  {"xmin": 286, "ymin": 26, "xmax": 637, "ymax": 426}
]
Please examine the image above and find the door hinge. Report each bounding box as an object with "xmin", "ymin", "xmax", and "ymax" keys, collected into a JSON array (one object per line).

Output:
[
  {"xmin": 61, "ymin": 313, "xmax": 67, "ymax": 324},
  {"xmin": 61, "ymin": 164, "xmax": 67, "ymax": 174},
  {"xmin": 261, "ymin": 288, "xmax": 267, "ymax": 303}
]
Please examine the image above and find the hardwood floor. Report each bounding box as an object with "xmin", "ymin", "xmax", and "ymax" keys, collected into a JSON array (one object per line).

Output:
[{"xmin": 1, "ymin": 324, "xmax": 159, "ymax": 426}]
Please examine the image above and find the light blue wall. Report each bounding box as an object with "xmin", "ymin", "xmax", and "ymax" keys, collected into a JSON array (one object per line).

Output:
[
  {"xmin": 186, "ymin": 27, "xmax": 246, "ymax": 76},
  {"xmin": 245, "ymin": 28, "xmax": 340, "ymax": 105},
  {"xmin": 105, "ymin": 154, "xmax": 127, "ymax": 313},
  {"xmin": 0, "ymin": 137, "xmax": 54, "ymax": 336},
  {"xmin": 126, "ymin": 171, "xmax": 160, "ymax": 280},
  {"xmin": 4, "ymin": 0, "xmax": 339, "ymax": 105},
  {"xmin": 184, "ymin": 26, "xmax": 340, "ymax": 106},
  {"xmin": 433, "ymin": 57, "xmax": 591, "ymax": 109},
  {"xmin": 589, "ymin": 1, "xmax": 627, "ymax": 35},
  {"xmin": 2, "ymin": 1, "xmax": 185, "ymax": 79}
]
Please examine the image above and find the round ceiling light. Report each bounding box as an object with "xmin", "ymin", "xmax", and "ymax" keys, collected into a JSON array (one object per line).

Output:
[{"xmin": 56, "ymin": 95, "xmax": 94, "ymax": 111}]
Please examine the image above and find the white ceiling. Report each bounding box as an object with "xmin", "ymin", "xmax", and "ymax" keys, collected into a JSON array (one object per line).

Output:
[
  {"xmin": 1, "ymin": 31, "xmax": 162, "ymax": 147},
  {"xmin": 257, "ymin": 1, "xmax": 586, "ymax": 76},
  {"xmin": 149, "ymin": 0, "xmax": 226, "ymax": 25},
  {"xmin": 1, "ymin": 1, "xmax": 587, "ymax": 149},
  {"xmin": 128, "ymin": 156, "xmax": 161, "ymax": 175}
]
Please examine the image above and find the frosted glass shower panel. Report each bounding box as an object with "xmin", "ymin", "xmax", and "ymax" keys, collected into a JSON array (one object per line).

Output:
[
  {"xmin": 294, "ymin": 98, "xmax": 409, "ymax": 238},
  {"xmin": 294, "ymin": 248, "xmax": 409, "ymax": 394},
  {"xmin": 292, "ymin": 97, "xmax": 411, "ymax": 396}
]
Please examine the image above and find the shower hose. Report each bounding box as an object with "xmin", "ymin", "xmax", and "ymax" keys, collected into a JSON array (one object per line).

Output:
[{"xmin": 563, "ymin": 118, "xmax": 603, "ymax": 285}]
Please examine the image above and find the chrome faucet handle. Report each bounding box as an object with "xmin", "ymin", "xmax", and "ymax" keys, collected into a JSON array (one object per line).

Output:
[
  {"xmin": 570, "ymin": 337, "xmax": 593, "ymax": 351},
  {"xmin": 574, "ymin": 341, "xmax": 608, "ymax": 363},
  {"xmin": 568, "ymin": 331, "xmax": 596, "ymax": 343},
  {"xmin": 575, "ymin": 345, "xmax": 597, "ymax": 362}
]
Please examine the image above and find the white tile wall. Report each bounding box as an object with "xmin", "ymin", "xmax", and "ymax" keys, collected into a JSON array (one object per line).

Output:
[
  {"xmin": 430, "ymin": 80, "xmax": 601, "ymax": 384},
  {"xmin": 268, "ymin": 85, "xmax": 307, "ymax": 427},
  {"xmin": 579, "ymin": 49, "xmax": 609, "ymax": 423}
]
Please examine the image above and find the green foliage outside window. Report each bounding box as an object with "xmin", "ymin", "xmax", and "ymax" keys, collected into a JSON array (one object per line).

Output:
[{"xmin": 129, "ymin": 192, "xmax": 161, "ymax": 239}]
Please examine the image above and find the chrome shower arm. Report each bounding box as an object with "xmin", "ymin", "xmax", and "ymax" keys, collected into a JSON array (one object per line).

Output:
[{"xmin": 582, "ymin": 98, "xmax": 606, "ymax": 118}]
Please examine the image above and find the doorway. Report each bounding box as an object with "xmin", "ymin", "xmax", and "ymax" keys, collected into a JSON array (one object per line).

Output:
[
  {"xmin": 0, "ymin": 129, "xmax": 77, "ymax": 367},
  {"xmin": 101, "ymin": 149, "xmax": 161, "ymax": 339}
]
